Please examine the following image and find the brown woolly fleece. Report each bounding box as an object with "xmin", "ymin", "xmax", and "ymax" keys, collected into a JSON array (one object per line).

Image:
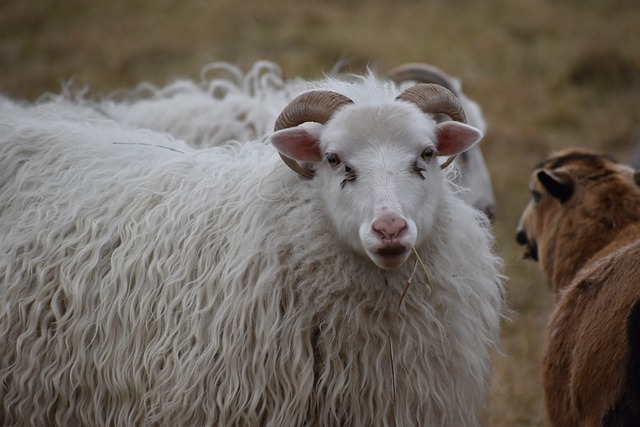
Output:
[{"xmin": 516, "ymin": 148, "xmax": 640, "ymax": 426}]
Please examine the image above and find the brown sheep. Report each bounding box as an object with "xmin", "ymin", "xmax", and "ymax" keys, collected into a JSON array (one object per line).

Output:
[{"xmin": 516, "ymin": 148, "xmax": 640, "ymax": 426}]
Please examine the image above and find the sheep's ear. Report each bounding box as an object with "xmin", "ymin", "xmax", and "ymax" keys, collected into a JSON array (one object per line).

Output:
[
  {"xmin": 537, "ymin": 169, "xmax": 573, "ymax": 203},
  {"xmin": 270, "ymin": 123, "xmax": 324, "ymax": 162},
  {"xmin": 434, "ymin": 122, "xmax": 483, "ymax": 156}
]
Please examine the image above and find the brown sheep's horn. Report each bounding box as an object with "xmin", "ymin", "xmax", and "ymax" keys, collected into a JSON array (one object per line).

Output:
[
  {"xmin": 387, "ymin": 63, "xmax": 459, "ymax": 95},
  {"xmin": 395, "ymin": 83, "xmax": 467, "ymax": 169},
  {"xmin": 274, "ymin": 90, "xmax": 354, "ymax": 178}
]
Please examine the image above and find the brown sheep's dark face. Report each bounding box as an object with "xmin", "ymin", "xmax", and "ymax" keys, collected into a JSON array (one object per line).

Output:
[
  {"xmin": 515, "ymin": 148, "xmax": 640, "ymax": 290},
  {"xmin": 516, "ymin": 167, "xmax": 573, "ymax": 265}
]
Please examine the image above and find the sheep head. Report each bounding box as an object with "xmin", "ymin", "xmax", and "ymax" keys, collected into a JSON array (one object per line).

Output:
[
  {"xmin": 270, "ymin": 84, "xmax": 482, "ymax": 270},
  {"xmin": 273, "ymin": 84, "xmax": 467, "ymax": 178},
  {"xmin": 516, "ymin": 148, "xmax": 640, "ymax": 292}
]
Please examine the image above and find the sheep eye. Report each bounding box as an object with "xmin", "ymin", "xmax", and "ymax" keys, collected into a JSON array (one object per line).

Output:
[
  {"xmin": 325, "ymin": 152, "xmax": 341, "ymax": 167},
  {"xmin": 421, "ymin": 148, "xmax": 434, "ymax": 162}
]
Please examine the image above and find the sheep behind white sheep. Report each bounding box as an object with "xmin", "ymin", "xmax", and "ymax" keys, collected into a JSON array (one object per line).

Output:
[
  {"xmin": 0, "ymin": 76, "xmax": 504, "ymax": 426},
  {"xmin": 79, "ymin": 61, "xmax": 497, "ymax": 220},
  {"xmin": 387, "ymin": 63, "xmax": 496, "ymax": 221}
]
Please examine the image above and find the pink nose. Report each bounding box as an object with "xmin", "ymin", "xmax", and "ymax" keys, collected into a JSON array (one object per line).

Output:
[{"xmin": 372, "ymin": 213, "xmax": 407, "ymax": 240}]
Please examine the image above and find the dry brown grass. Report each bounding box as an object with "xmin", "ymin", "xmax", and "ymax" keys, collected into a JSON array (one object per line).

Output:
[{"xmin": 2, "ymin": 0, "xmax": 640, "ymax": 425}]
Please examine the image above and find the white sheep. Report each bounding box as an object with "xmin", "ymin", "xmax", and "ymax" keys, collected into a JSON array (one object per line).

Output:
[
  {"xmin": 82, "ymin": 61, "xmax": 497, "ymax": 221},
  {"xmin": 0, "ymin": 75, "xmax": 504, "ymax": 426}
]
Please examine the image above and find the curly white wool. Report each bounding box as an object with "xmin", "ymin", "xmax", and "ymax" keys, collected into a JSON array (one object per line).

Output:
[
  {"xmin": 99, "ymin": 61, "xmax": 293, "ymax": 147},
  {"xmin": 0, "ymin": 80, "xmax": 503, "ymax": 426}
]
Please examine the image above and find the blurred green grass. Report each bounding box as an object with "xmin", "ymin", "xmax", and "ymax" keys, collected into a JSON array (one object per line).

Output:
[{"xmin": 2, "ymin": 0, "xmax": 640, "ymax": 425}]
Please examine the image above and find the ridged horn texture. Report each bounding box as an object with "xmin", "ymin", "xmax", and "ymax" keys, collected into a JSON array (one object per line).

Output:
[
  {"xmin": 395, "ymin": 83, "xmax": 467, "ymax": 170},
  {"xmin": 387, "ymin": 63, "xmax": 459, "ymax": 95},
  {"xmin": 274, "ymin": 90, "xmax": 354, "ymax": 178}
]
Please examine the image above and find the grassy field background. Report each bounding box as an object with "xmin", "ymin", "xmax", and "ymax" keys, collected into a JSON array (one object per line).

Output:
[{"xmin": 2, "ymin": 0, "xmax": 640, "ymax": 425}]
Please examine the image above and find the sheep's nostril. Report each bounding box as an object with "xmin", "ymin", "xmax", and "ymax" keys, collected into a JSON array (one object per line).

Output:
[{"xmin": 516, "ymin": 230, "xmax": 529, "ymax": 245}]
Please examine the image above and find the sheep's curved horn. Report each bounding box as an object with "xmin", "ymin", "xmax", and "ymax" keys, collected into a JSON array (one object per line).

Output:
[
  {"xmin": 388, "ymin": 63, "xmax": 458, "ymax": 95},
  {"xmin": 274, "ymin": 90, "xmax": 354, "ymax": 178},
  {"xmin": 396, "ymin": 83, "xmax": 466, "ymax": 169}
]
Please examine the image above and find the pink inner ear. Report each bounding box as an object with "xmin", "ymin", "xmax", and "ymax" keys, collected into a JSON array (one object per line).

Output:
[
  {"xmin": 271, "ymin": 128, "xmax": 323, "ymax": 162},
  {"xmin": 435, "ymin": 122, "xmax": 482, "ymax": 156}
]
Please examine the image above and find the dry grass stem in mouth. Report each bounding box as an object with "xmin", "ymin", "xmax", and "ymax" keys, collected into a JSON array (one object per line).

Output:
[
  {"xmin": 397, "ymin": 248, "xmax": 434, "ymax": 312},
  {"xmin": 390, "ymin": 248, "xmax": 435, "ymax": 422},
  {"xmin": 397, "ymin": 257, "xmax": 418, "ymax": 313},
  {"xmin": 412, "ymin": 247, "xmax": 434, "ymax": 294}
]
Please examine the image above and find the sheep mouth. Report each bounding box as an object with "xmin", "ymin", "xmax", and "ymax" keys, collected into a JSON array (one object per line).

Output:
[
  {"xmin": 523, "ymin": 244, "xmax": 539, "ymax": 262},
  {"xmin": 516, "ymin": 230, "xmax": 538, "ymax": 262},
  {"xmin": 369, "ymin": 244, "xmax": 412, "ymax": 270},
  {"xmin": 376, "ymin": 244, "xmax": 409, "ymax": 258},
  {"xmin": 519, "ymin": 239, "xmax": 538, "ymax": 261}
]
